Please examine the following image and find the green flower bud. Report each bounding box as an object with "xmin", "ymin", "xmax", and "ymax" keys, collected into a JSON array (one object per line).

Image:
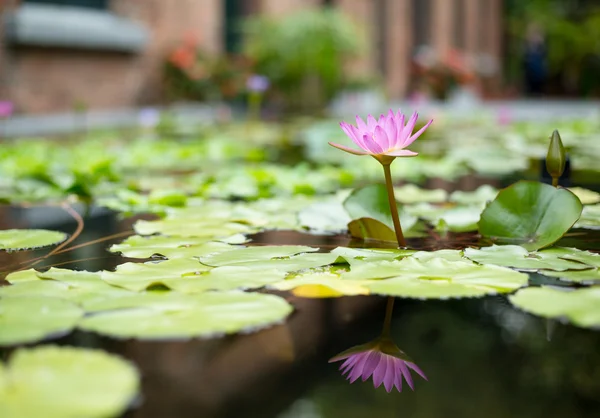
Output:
[{"xmin": 546, "ymin": 129, "xmax": 566, "ymax": 182}]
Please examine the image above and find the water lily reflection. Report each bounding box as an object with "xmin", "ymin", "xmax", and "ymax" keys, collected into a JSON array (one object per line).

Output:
[{"xmin": 329, "ymin": 298, "xmax": 427, "ymax": 392}]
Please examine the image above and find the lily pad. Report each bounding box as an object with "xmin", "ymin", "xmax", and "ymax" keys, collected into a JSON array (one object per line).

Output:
[
  {"xmin": 509, "ymin": 286, "xmax": 600, "ymax": 328},
  {"xmin": 575, "ymin": 204, "xmax": 600, "ymax": 230},
  {"xmin": 542, "ymin": 269, "xmax": 600, "ymax": 283},
  {"xmin": 347, "ymin": 217, "xmax": 397, "ymax": 243},
  {"xmin": 568, "ymin": 187, "xmax": 600, "ymax": 205},
  {"xmin": 0, "ymin": 345, "xmax": 139, "ymax": 418},
  {"xmin": 171, "ymin": 266, "xmax": 287, "ymax": 293},
  {"xmin": 0, "ymin": 296, "xmax": 83, "ymax": 346},
  {"xmin": 270, "ymin": 272, "xmax": 370, "ymax": 297},
  {"xmin": 134, "ymin": 218, "xmax": 255, "ymax": 238},
  {"xmin": 449, "ymin": 185, "xmax": 498, "ymax": 205},
  {"xmin": 478, "ymin": 181, "xmax": 583, "ymax": 250},
  {"xmin": 393, "ymin": 184, "xmax": 447, "ymax": 204},
  {"xmin": 0, "ymin": 229, "xmax": 67, "ymax": 251},
  {"xmin": 79, "ymin": 291, "xmax": 293, "ymax": 339},
  {"xmin": 463, "ymin": 245, "xmax": 591, "ymax": 271},
  {"xmin": 331, "ymin": 247, "xmax": 414, "ymax": 265},
  {"xmin": 109, "ymin": 235, "xmax": 238, "ymax": 259},
  {"xmin": 363, "ymin": 258, "xmax": 528, "ymax": 299}
]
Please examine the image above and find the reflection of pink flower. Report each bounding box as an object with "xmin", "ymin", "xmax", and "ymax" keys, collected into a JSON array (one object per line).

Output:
[
  {"xmin": 329, "ymin": 110, "xmax": 433, "ymax": 160},
  {"xmin": 0, "ymin": 101, "xmax": 14, "ymax": 118},
  {"xmin": 329, "ymin": 337, "xmax": 427, "ymax": 392}
]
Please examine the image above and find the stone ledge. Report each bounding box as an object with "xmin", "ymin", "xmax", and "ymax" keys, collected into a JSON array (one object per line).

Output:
[{"xmin": 3, "ymin": 4, "xmax": 148, "ymax": 53}]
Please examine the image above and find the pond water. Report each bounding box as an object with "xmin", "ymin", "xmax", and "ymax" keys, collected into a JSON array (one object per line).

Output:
[{"xmin": 2, "ymin": 203, "xmax": 600, "ymax": 418}]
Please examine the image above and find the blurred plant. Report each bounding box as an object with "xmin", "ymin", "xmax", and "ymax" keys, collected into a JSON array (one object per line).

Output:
[
  {"xmin": 164, "ymin": 36, "xmax": 249, "ymax": 102},
  {"xmin": 243, "ymin": 8, "xmax": 363, "ymax": 113},
  {"xmin": 329, "ymin": 298, "xmax": 427, "ymax": 393},
  {"xmin": 506, "ymin": 0, "xmax": 600, "ymax": 95},
  {"xmin": 412, "ymin": 48, "xmax": 477, "ymax": 100}
]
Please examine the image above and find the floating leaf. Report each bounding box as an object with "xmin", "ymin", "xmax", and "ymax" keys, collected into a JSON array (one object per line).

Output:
[
  {"xmin": 270, "ymin": 272, "xmax": 370, "ymax": 297},
  {"xmin": 298, "ymin": 199, "xmax": 351, "ymax": 233},
  {"xmin": 449, "ymin": 185, "xmax": 498, "ymax": 205},
  {"xmin": 574, "ymin": 204, "xmax": 600, "ymax": 230},
  {"xmin": 363, "ymin": 258, "xmax": 528, "ymax": 299},
  {"xmin": 331, "ymin": 247, "xmax": 414, "ymax": 266},
  {"xmin": 0, "ymin": 297, "xmax": 82, "ymax": 346},
  {"xmin": 134, "ymin": 218, "xmax": 255, "ymax": 238},
  {"xmin": 109, "ymin": 235, "xmax": 238, "ymax": 259},
  {"xmin": 569, "ymin": 187, "xmax": 600, "ymax": 205},
  {"xmin": 101, "ymin": 258, "xmax": 210, "ymax": 292},
  {"xmin": 405, "ymin": 203, "xmax": 483, "ymax": 232},
  {"xmin": 463, "ymin": 245, "xmax": 591, "ymax": 271},
  {"xmin": 542, "ymin": 269, "xmax": 600, "ymax": 283},
  {"xmin": 171, "ymin": 266, "xmax": 287, "ymax": 293},
  {"xmin": 509, "ymin": 286, "xmax": 600, "ymax": 328},
  {"xmin": 478, "ymin": 181, "xmax": 583, "ymax": 250},
  {"xmin": 79, "ymin": 291, "xmax": 293, "ymax": 339},
  {"xmin": 347, "ymin": 217, "xmax": 397, "ymax": 243},
  {"xmin": 411, "ymin": 249, "xmax": 466, "ymax": 262},
  {"xmin": 393, "ymin": 184, "xmax": 447, "ymax": 204},
  {"xmin": 0, "ymin": 345, "xmax": 139, "ymax": 418},
  {"xmin": 0, "ymin": 229, "xmax": 67, "ymax": 251},
  {"xmin": 538, "ymin": 247, "xmax": 600, "ymax": 268}
]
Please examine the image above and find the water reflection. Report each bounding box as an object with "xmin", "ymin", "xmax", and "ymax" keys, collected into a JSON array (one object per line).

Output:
[{"xmin": 329, "ymin": 297, "xmax": 427, "ymax": 392}]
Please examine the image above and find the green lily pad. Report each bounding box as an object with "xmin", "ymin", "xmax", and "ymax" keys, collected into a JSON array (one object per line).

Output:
[
  {"xmin": 478, "ymin": 181, "xmax": 583, "ymax": 250},
  {"xmin": 101, "ymin": 258, "xmax": 211, "ymax": 292},
  {"xmin": 393, "ymin": 184, "xmax": 447, "ymax": 204},
  {"xmin": 79, "ymin": 291, "xmax": 293, "ymax": 339},
  {"xmin": 297, "ymin": 198, "xmax": 351, "ymax": 232},
  {"xmin": 134, "ymin": 218, "xmax": 255, "ymax": 238},
  {"xmin": 0, "ymin": 345, "xmax": 139, "ymax": 418},
  {"xmin": 0, "ymin": 229, "xmax": 67, "ymax": 252},
  {"xmin": 537, "ymin": 247, "xmax": 600, "ymax": 268},
  {"xmin": 270, "ymin": 272, "xmax": 370, "ymax": 297},
  {"xmin": 109, "ymin": 235, "xmax": 238, "ymax": 259},
  {"xmin": 343, "ymin": 184, "xmax": 418, "ymax": 233},
  {"xmin": 0, "ymin": 297, "xmax": 83, "ymax": 346},
  {"xmin": 575, "ymin": 204, "xmax": 600, "ymax": 230},
  {"xmin": 542, "ymin": 268, "xmax": 600, "ymax": 283},
  {"xmin": 411, "ymin": 249, "xmax": 466, "ymax": 262},
  {"xmin": 568, "ymin": 187, "xmax": 600, "ymax": 205},
  {"xmin": 405, "ymin": 203, "xmax": 483, "ymax": 232},
  {"xmin": 363, "ymin": 258, "xmax": 528, "ymax": 299},
  {"xmin": 509, "ymin": 286, "xmax": 600, "ymax": 328},
  {"xmin": 171, "ymin": 266, "xmax": 287, "ymax": 293},
  {"xmin": 347, "ymin": 217, "xmax": 397, "ymax": 243},
  {"xmin": 463, "ymin": 245, "xmax": 592, "ymax": 271},
  {"xmin": 449, "ymin": 185, "xmax": 498, "ymax": 205},
  {"xmin": 331, "ymin": 247, "xmax": 414, "ymax": 266}
]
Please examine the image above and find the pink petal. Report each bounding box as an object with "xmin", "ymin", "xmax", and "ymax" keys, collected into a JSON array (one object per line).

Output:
[
  {"xmin": 372, "ymin": 355, "xmax": 387, "ymax": 388},
  {"xmin": 398, "ymin": 360, "xmax": 414, "ymax": 390},
  {"xmin": 398, "ymin": 112, "xmax": 418, "ymax": 147},
  {"xmin": 340, "ymin": 357, "xmax": 357, "ymax": 374},
  {"xmin": 361, "ymin": 351, "xmax": 382, "ymax": 381},
  {"xmin": 406, "ymin": 362, "xmax": 428, "ymax": 381},
  {"xmin": 373, "ymin": 126, "xmax": 390, "ymax": 151},
  {"xmin": 328, "ymin": 142, "xmax": 370, "ymax": 155},
  {"xmin": 348, "ymin": 353, "xmax": 370, "ymax": 383},
  {"xmin": 355, "ymin": 115, "xmax": 368, "ymax": 135},
  {"xmin": 403, "ymin": 119, "xmax": 433, "ymax": 148},
  {"xmin": 350, "ymin": 124, "xmax": 368, "ymax": 148},
  {"xmin": 366, "ymin": 114, "xmax": 378, "ymax": 131},
  {"xmin": 385, "ymin": 149, "xmax": 418, "ymax": 157},
  {"xmin": 378, "ymin": 114, "xmax": 386, "ymax": 126},
  {"xmin": 383, "ymin": 357, "xmax": 396, "ymax": 392},
  {"xmin": 384, "ymin": 117, "xmax": 397, "ymax": 150},
  {"xmin": 394, "ymin": 366, "xmax": 404, "ymax": 392},
  {"xmin": 394, "ymin": 112, "xmax": 406, "ymax": 146},
  {"xmin": 340, "ymin": 122, "xmax": 367, "ymax": 149},
  {"xmin": 361, "ymin": 134, "xmax": 384, "ymax": 154}
]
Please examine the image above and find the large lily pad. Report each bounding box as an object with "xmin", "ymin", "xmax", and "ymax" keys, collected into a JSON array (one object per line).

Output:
[
  {"xmin": 0, "ymin": 345, "xmax": 139, "ymax": 418},
  {"xmin": 509, "ymin": 286, "xmax": 600, "ymax": 328},
  {"xmin": 478, "ymin": 181, "xmax": 583, "ymax": 250},
  {"xmin": 363, "ymin": 258, "xmax": 528, "ymax": 299},
  {"xmin": 109, "ymin": 235, "xmax": 241, "ymax": 259},
  {"xmin": 542, "ymin": 269, "xmax": 600, "ymax": 283},
  {"xmin": 575, "ymin": 204, "xmax": 600, "ymax": 230},
  {"xmin": 134, "ymin": 218, "xmax": 255, "ymax": 238},
  {"xmin": 0, "ymin": 229, "xmax": 67, "ymax": 252},
  {"xmin": 79, "ymin": 291, "xmax": 293, "ymax": 339},
  {"xmin": 0, "ymin": 297, "xmax": 83, "ymax": 346},
  {"xmin": 270, "ymin": 272, "xmax": 370, "ymax": 297},
  {"xmin": 463, "ymin": 245, "xmax": 591, "ymax": 271}
]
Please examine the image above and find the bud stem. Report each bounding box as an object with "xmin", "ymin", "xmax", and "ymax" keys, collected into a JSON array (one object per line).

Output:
[{"xmin": 381, "ymin": 297, "xmax": 395, "ymax": 338}]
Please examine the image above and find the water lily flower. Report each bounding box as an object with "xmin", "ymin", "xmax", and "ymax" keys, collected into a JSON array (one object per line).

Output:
[
  {"xmin": 329, "ymin": 336, "xmax": 427, "ymax": 393},
  {"xmin": 329, "ymin": 110, "xmax": 433, "ymax": 163}
]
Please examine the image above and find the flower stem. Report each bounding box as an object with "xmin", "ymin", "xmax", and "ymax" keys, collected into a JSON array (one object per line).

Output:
[
  {"xmin": 381, "ymin": 297, "xmax": 395, "ymax": 338},
  {"xmin": 382, "ymin": 162, "xmax": 406, "ymax": 248},
  {"xmin": 552, "ymin": 177, "xmax": 559, "ymax": 187}
]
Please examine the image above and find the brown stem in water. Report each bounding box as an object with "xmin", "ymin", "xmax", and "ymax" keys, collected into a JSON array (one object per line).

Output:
[
  {"xmin": 381, "ymin": 297, "xmax": 395, "ymax": 338},
  {"xmin": 382, "ymin": 162, "xmax": 406, "ymax": 248}
]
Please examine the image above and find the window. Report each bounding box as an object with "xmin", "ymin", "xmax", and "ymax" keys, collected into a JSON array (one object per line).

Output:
[{"xmin": 23, "ymin": 0, "xmax": 108, "ymax": 10}]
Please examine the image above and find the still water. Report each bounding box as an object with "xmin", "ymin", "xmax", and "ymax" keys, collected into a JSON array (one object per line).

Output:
[{"xmin": 1, "ymin": 205, "xmax": 599, "ymax": 418}]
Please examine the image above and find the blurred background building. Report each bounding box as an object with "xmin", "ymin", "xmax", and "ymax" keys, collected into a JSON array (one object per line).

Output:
[{"xmin": 0, "ymin": 0, "xmax": 598, "ymax": 116}]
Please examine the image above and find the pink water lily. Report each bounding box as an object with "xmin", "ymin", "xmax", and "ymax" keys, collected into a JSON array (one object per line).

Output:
[
  {"xmin": 329, "ymin": 337, "xmax": 427, "ymax": 393},
  {"xmin": 329, "ymin": 110, "xmax": 433, "ymax": 161}
]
